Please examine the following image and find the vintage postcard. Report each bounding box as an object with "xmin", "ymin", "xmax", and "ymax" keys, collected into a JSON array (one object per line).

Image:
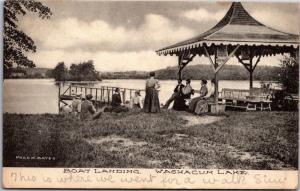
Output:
[{"xmin": 2, "ymin": 0, "xmax": 299, "ymax": 189}]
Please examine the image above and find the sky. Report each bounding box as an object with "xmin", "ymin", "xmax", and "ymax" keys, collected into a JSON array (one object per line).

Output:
[{"xmin": 19, "ymin": 1, "xmax": 299, "ymax": 72}]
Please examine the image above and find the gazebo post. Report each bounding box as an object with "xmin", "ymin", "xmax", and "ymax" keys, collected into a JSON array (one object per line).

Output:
[
  {"xmin": 214, "ymin": 53, "xmax": 219, "ymax": 105},
  {"xmin": 236, "ymin": 50, "xmax": 261, "ymax": 90},
  {"xmin": 177, "ymin": 55, "xmax": 182, "ymax": 80},
  {"xmin": 249, "ymin": 50, "xmax": 253, "ymax": 89},
  {"xmin": 177, "ymin": 51, "xmax": 196, "ymax": 80},
  {"xmin": 204, "ymin": 45, "xmax": 240, "ymax": 106}
]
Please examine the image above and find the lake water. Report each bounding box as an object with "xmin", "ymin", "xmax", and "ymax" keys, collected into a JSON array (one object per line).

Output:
[{"xmin": 3, "ymin": 79, "xmax": 261, "ymax": 114}]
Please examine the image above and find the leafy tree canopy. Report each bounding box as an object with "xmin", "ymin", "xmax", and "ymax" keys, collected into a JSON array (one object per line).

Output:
[
  {"xmin": 4, "ymin": 0, "xmax": 52, "ymax": 77},
  {"xmin": 69, "ymin": 60, "xmax": 100, "ymax": 81},
  {"xmin": 51, "ymin": 60, "xmax": 101, "ymax": 81},
  {"xmin": 278, "ymin": 56, "xmax": 299, "ymax": 94},
  {"xmin": 52, "ymin": 62, "xmax": 67, "ymax": 81}
]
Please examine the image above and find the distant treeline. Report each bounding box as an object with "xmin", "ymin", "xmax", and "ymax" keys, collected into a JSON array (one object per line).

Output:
[
  {"xmin": 7, "ymin": 64, "xmax": 281, "ymax": 81},
  {"xmin": 5, "ymin": 67, "xmax": 52, "ymax": 79},
  {"xmin": 101, "ymin": 65, "xmax": 281, "ymax": 81}
]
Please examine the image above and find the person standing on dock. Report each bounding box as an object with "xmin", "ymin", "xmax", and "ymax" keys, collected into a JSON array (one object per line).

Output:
[
  {"xmin": 80, "ymin": 94, "xmax": 96, "ymax": 120},
  {"xmin": 143, "ymin": 72, "xmax": 161, "ymax": 113}
]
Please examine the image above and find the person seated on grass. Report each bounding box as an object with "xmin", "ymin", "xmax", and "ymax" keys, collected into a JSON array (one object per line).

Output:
[
  {"xmin": 80, "ymin": 94, "xmax": 96, "ymax": 120},
  {"xmin": 108, "ymin": 88, "xmax": 129, "ymax": 113},
  {"xmin": 80, "ymin": 94, "xmax": 107, "ymax": 120},
  {"xmin": 71, "ymin": 92, "xmax": 82, "ymax": 116},
  {"xmin": 112, "ymin": 88, "xmax": 122, "ymax": 108},
  {"xmin": 131, "ymin": 91, "xmax": 142, "ymax": 109}
]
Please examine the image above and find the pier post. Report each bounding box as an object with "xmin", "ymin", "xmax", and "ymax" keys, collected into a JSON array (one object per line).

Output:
[
  {"xmin": 122, "ymin": 89, "xmax": 126, "ymax": 103},
  {"xmin": 101, "ymin": 87, "xmax": 103, "ymax": 101},
  {"xmin": 95, "ymin": 89, "xmax": 98, "ymax": 101},
  {"xmin": 108, "ymin": 90, "xmax": 111, "ymax": 103}
]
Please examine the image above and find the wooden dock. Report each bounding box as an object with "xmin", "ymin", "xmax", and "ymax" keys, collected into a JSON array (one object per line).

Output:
[{"xmin": 58, "ymin": 84, "xmax": 145, "ymax": 112}]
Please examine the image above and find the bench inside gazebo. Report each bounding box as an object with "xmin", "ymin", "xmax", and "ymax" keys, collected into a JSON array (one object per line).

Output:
[{"xmin": 156, "ymin": 2, "xmax": 299, "ymax": 112}]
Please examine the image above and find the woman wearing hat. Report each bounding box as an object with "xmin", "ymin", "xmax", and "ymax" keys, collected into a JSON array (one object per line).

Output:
[
  {"xmin": 143, "ymin": 72, "xmax": 160, "ymax": 113},
  {"xmin": 194, "ymin": 79, "xmax": 215, "ymax": 115}
]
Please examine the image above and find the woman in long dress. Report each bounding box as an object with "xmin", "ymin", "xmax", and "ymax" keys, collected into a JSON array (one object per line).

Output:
[
  {"xmin": 194, "ymin": 79, "xmax": 215, "ymax": 115},
  {"xmin": 189, "ymin": 79, "xmax": 208, "ymax": 112},
  {"xmin": 143, "ymin": 72, "xmax": 161, "ymax": 113}
]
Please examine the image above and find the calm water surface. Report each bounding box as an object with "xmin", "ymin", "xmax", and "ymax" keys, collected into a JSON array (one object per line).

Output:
[{"xmin": 3, "ymin": 79, "xmax": 261, "ymax": 114}]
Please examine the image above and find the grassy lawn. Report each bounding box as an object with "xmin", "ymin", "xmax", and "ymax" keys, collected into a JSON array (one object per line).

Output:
[{"xmin": 3, "ymin": 110, "xmax": 298, "ymax": 169}]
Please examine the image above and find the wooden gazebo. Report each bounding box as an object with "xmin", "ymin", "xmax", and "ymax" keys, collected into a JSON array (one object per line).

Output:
[{"xmin": 156, "ymin": 2, "xmax": 299, "ymax": 107}]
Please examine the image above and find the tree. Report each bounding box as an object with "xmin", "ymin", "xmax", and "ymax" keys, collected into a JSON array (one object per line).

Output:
[
  {"xmin": 69, "ymin": 60, "xmax": 101, "ymax": 81},
  {"xmin": 278, "ymin": 56, "xmax": 299, "ymax": 94},
  {"xmin": 53, "ymin": 62, "xmax": 67, "ymax": 81},
  {"xmin": 4, "ymin": 0, "xmax": 52, "ymax": 77}
]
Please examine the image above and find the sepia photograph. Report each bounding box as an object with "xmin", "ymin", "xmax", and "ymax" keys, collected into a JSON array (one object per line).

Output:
[{"xmin": 2, "ymin": 0, "xmax": 299, "ymax": 189}]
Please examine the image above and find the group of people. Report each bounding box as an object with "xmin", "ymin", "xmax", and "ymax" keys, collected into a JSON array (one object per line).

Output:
[
  {"xmin": 163, "ymin": 78, "xmax": 193, "ymax": 111},
  {"xmin": 61, "ymin": 71, "xmax": 215, "ymax": 119},
  {"xmin": 62, "ymin": 87, "xmax": 143, "ymax": 120},
  {"xmin": 143, "ymin": 71, "xmax": 215, "ymax": 115}
]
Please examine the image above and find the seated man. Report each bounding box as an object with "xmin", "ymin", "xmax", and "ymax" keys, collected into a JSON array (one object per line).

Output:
[
  {"xmin": 71, "ymin": 92, "xmax": 82, "ymax": 116},
  {"xmin": 163, "ymin": 79, "xmax": 185, "ymax": 109},
  {"xmin": 80, "ymin": 94, "xmax": 96, "ymax": 120}
]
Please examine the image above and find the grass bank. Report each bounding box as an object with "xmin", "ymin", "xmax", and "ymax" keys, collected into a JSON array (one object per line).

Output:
[{"xmin": 3, "ymin": 110, "xmax": 298, "ymax": 169}]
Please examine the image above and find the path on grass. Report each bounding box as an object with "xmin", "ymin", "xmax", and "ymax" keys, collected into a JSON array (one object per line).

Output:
[
  {"xmin": 180, "ymin": 115, "xmax": 223, "ymax": 127},
  {"xmin": 84, "ymin": 114, "xmax": 295, "ymax": 170}
]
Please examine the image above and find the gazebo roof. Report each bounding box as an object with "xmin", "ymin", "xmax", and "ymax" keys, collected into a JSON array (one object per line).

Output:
[{"xmin": 157, "ymin": 2, "xmax": 299, "ymax": 56}]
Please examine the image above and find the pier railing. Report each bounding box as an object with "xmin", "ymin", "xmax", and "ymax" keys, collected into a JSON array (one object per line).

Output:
[{"xmin": 59, "ymin": 85, "xmax": 145, "ymax": 109}]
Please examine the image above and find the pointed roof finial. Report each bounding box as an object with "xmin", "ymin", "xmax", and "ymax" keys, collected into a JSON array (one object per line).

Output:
[{"xmin": 213, "ymin": 2, "xmax": 263, "ymax": 29}]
